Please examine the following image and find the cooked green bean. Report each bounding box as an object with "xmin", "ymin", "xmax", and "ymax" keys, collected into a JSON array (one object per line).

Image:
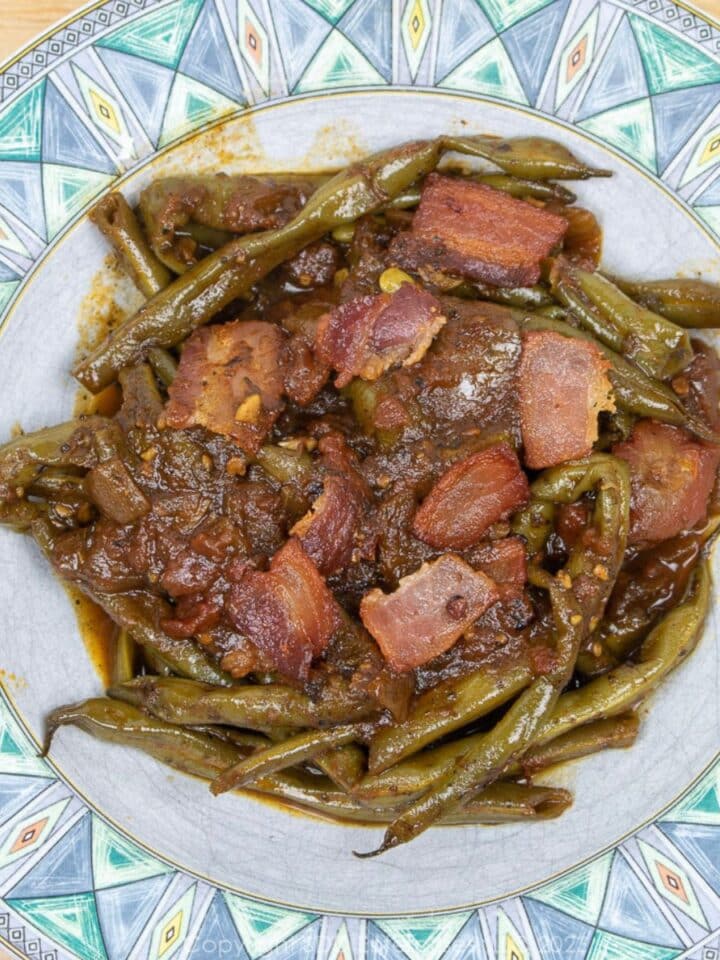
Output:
[
  {"xmin": 354, "ymin": 713, "xmax": 639, "ymax": 802},
  {"xmin": 614, "ymin": 276, "xmax": 720, "ymax": 328},
  {"xmin": 472, "ymin": 174, "xmax": 576, "ymax": 203},
  {"xmin": 442, "ymin": 135, "xmax": 610, "ymax": 180},
  {"xmin": 368, "ymin": 658, "xmax": 533, "ymax": 774},
  {"xmin": 551, "ymin": 261, "xmax": 693, "ymax": 379},
  {"xmin": 90, "ymin": 192, "xmax": 172, "ymax": 298},
  {"xmin": 211, "ymin": 723, "xmax": 366, "ymax": 794},
  {"xmin": 109, "ymin": 675, "xmax": 379, "ymax": 729},
  {"xmin": 315, "ymin": 744, "xmax": 366, "ymax": 791},
  {"xmin": 146, "ymin": 347, "xmax": 177, "ymax": 387},
  {"xmin": 112, "ymin": 629, "xmax": 136, "ymax": 685},
  {"xmin": 0, "ymin": 499, "xmax": 46, "ymax": 531}
]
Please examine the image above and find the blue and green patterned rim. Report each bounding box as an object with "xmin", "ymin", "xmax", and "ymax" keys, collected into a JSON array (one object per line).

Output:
[{"xmin": 0, "ymin": 1, "xmax": 720, "ymax": 957}]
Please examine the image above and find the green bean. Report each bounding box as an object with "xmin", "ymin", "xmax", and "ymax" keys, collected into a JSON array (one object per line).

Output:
[
  {"xmin": 109, "ymin": 675, "xmax": 379, "ymax": 729},
  {"xmin": 614, "ymin": 277, "xmax": 720, "ymax": 328},
  {"xmin": 117, "ymin": 363, "xmax": 163, "ymax": 429},
  {"xmin": 75, "ymin": 136, "xmax": 609, "ymax": 392},
  {"xmin": 88, "ymin": 591, "xmax": 230, "ymax": 685},
  {"xmin": 354, "ymin": 714, "xmax": 638, "ymax": 802},
  {"xmin": 45, "ymin": 697, "xmax": 243, "ymax": 777},
  {"xmin": 255, "ymin": 444, "xmax": 314, "ymax": 485},
  {"xmin": 90, "ymin": 192, "xmax": 171, "ymax": 298},
  {"xmin": 368, "ymin": 658, "xmax": 533, "ymax": 774},
  {"xmin": 473, "ymin": 285, "xmax": 554, "ymax": 309},
  {"xmin": 511, "ymin": 499, "xmax": 555, "ymax": 555},
  {"xmin": 112, "ymin": 629, "xmax": 136, "ymax": 685},
  {"xmin": 472, "ymin": 174, "xmax": 576, "ymax": 203},
  {"xmin": 27, "ymin": 470, "xmax": 88, "ymax": 504},
  {"xmin": 141, "ymin": 646, "xmax": 175, "ymax": 677},
  {"xmin": 211, "ymin": 724, "xmax": 366, "ymax": 795},
  {"xmin": 146, "ymin": 347, "xmax": 177, "ymax": 387},
  {"xmin": 0, "ymin": 499, "xmax": 46, "ymax": 531},
  {"xmin": 191, "ymin": 726, "xmax": 270, "ymax": 752},
  {"xmin": 442, "ymin": 135, "xmax": 611, "ymax": 180},
  {"xmin": 520, "ymin": 313, "xmax": 718, "ymax": 442},
  {"xmin": 315, "ymin": 744, "xmax": 366, "ymax": 791},
  {"xmin": 0, "ymin": 418, "xmax": 115, "ymax": 496},
  {"xmin": 551, "ymin": 261, "xmax": 693, "ymax": 379}
]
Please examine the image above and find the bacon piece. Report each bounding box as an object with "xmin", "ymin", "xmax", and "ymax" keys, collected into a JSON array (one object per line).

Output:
[
  {"xmin": 612, "ymin": 420, "xmax": 720, "ymax": 544},
  {"xmin": 390, "ymin": 174, "xmax": 567, "ymax": 288},
  {"xmin": 290, "ymin": 475, "xmax": 365, "ymax": 576},
  {"xmin": 412, "ymin": 445, "xmax": 529, "ymax": 550},
  {"xmin": 360, "ymin": 554, "xmax": 499, "ymax": 672},
  {"xmin": 518, "ymin": 330, "xmax": 614, "ymax": 469},
  {"xmin": 282, "ymin": 336, "xmax": 329, "ymax": 406},
  {"xmin": 315, "ymin": 283, "xmax": 446, "ymax": 388},
  {"xmin": 470, "ymin": 537, "xmax": 528, "ymax": 602},
  {"xmin": 162, "ymin": 320, "xmax": 285, "ymax": 454},
  {"xmin": 226, "ymin": 539, "xmax": 341, "ymax": 680}
]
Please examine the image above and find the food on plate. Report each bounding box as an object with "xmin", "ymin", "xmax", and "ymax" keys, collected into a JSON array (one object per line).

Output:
[{"xmin": 2, "ymin": 133, "xmax": 718, "ymax": 856}]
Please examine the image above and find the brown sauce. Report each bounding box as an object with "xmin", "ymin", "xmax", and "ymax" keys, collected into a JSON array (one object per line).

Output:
[{"xmin": 66, "ymin": 586, "xmax": 117, "ymax": 688}]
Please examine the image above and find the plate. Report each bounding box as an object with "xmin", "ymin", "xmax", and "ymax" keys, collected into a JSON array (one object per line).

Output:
[{"xmin": 0, "ymin": 1, "xmax": 719, "ymax": 957}]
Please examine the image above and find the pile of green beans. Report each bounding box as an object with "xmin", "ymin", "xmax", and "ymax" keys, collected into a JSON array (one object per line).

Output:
[{"xmin": 1, "ymin": 133, "xmax": 718, "ymax": 852}]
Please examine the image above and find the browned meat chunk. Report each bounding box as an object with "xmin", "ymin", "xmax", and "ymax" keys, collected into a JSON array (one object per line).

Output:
[
  {"xmin": 518, "ymin": 330, "xmax": 614, "ymax": 468},
  {"xmin": 226, "ymin": 539, "xmax": 341, "ymax": 680},
  {"xmin": 360, "ymin": 554, "xmax": 499, "ymax": 672},
  {"xmin": 412, "ymin": 444, "xmax": 529, "ymax": 550},
  {"xmin": 315, "ymin": 283, "xmax": 446, "ymax": 388},
  {"xmin": 290, "ymin": 474, "xmax": 365, "ymax": 576},
  {"xmin": 613, "ymin": 420, "xmax": 720, "ymax": 544},
  {"xmin": 390, "ymin": 174, "xmax": 567, "ymax": 287},
  {"xmin": 470, "ymin": 537, "xmax": 528, "ymax": 601},
  {"xmin": 161, "ymin": 321, "xmax": 285, "ymax": 454}
]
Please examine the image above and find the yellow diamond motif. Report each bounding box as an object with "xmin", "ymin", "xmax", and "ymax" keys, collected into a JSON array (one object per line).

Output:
[
  {"xmin": 157, "ymin": 910, "xmax": 183, "ymax": 958},
  {"xmin": 407, "ymin": 0, "xmax": 426, "ymax": 50},
  {"xmin": 700, "ymin": 130, "xmax": 720, "ymax": 167},
  {"xmin": 505, "ymin": 933, "xmax": 525, "ymax": 960},
  {"xmin": 89, "ymin": 88, "xmax": 122, "ymax": 136}
]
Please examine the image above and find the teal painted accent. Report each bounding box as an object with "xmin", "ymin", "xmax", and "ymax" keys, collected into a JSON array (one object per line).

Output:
[
  {"xmin": 528, "ymin": 853, "xmax": 613, "ymax": 926},
  {"xmin": 96, "ymin": 0, "xmax": 204, "ymax": 70},
  {"xmin": 8, "ymin": 892, "xmax": 108, "ymax": 960},
  {"xmin": 478, "ymin": 0, "xmax": 555, "ymax": 34},
  {"xmin": 441, "ymin": 36, "xmax": 529, "ymax": 104},
  {"xmin": 0, "ymin": 80, "xmax": 45, "ymax": 162},
  {"xmin": 295, "ymin": 30, "xmax": 386, "ymax": 93},
  {"xmin": 579, "ymin": 97, "xmax": 657, "ymax": 172},
  {"xmin": 586, "ymin": 930, "xmax": 681, "ymax": 960},
  {"xmin": 630, "ymin": 14, "xmax": 720, "ymax": 95},
  {"xmin": 303, "ymin": 0, "xmax": 356, "ymax": 24}
]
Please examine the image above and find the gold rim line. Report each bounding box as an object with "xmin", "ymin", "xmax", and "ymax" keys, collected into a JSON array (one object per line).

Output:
[{"xmin": 0, "ymin": 84, "xmax": 718, "ymax": 350}]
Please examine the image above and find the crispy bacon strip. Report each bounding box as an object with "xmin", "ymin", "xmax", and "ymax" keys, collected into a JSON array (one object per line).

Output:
[
  {"xmin": 162, "ymin": 320, "xmax": 285, "ymax": 454},
  {"xmin": 226, "ymin": 539, "xmax": 340, "ymax": 679},
  {"xmin": 390, "ymin": 174, "xmax": 567, "ymax": 287},
  {"xmin": 470, "ymin": 536, "xmax": 528, "ymax": 602},
  {"xmin": 315, "ymin": 283, "xmax": 446, "ymax": 389},
  {"xmin": 613, "ymin": 420, "xmax": 720, "ymax": 544},
  {"xmin": 360, "ymin": 554, "xmax": 499, "ymax": 672},
  {"xmin": 412, "ymin": 444, "xmax": 529, "ymax": 550},
  {"xmin": 290, "ymin": 475, "xmax": 365, "ymax": 576},
  {"xmin": 518, "ymin": 330, "xmax": 614, "ymax": 469}
]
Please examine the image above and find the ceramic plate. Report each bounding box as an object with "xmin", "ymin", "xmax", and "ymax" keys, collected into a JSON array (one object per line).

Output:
[{"xmin": 0, "ymin": 0, "xmax": 720, "ymax": 957}]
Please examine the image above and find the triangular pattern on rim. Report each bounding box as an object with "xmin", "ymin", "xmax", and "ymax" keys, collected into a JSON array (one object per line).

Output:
[
  {"xmin": 659, "ymin": 821, "xmax": 720, "ymax": 896},
  {"xmin": 0, "ymin": 80, "xmax": 45, "ymax": 162},
  {"xmin": 440, "ymin": 36, "xmax": 528, "ymax": 104},
  {"xmin": 636, "ymin": 838, "xmax": 708, "ymax": 930},
  {"xmin": 679, "ymin": 123, "xmax": 720, "ymax": 188},
  {"xmin": 91, "ymin": 815, "xmax": 171, "ymax": 890},
  {"xmin": 42, "ymin": 79, "xmax": 117, "ymax": 174},
  {"xmin": 337, "ymin": 0, "xmax": 393, "ymax": 82},
  {"xmin": 8, "ymin": 892, "xmax": 108, "ymax": 960},
  {"xmin": 579, "ymin": 97, "xmax": 656, "ymax": 172},
  {"xmin": 652, "ymin": 85, "xmax": 720, "ymax": 176},
  {"xmin": 441, "ymin": 913, "xmax": 488, "ymax": 960},
  {"xmin": 187, "ymin": 892, "xmax": 248, "ymax": 960},
  {"xmin": 96, "ymin": 875, "xmax": 172, "ymax": 960},
  {"xmin": 223, "ymin": 891, "xmax": 316, "ymax": 959},
  {"xmin": 586, "ymin": 929, "xmax": 681, "ymax": 960},
  {"xmin": 501, "ymin": 0, "xmax": 570, "ymax": 105},
  {"xmin": 93, "ymin": 48, "xmax": 175, "ymax": 148},
  {"xmin": 0, "ymin": 797, "xmax": 71, "ymax": 869},
  {"xmin": 42, "ymin": 162, "xmax": 115, "ymax": 239},
  {"xmin": 629, "ymin": 14, "xmax": 720, "ymax": 95},
  {"xmin": 478, "ymin": 0, "xmax": 556, "ymax": 34},
  {"xmin": 0, "ymin": 692, "xmax": 51, "ymax": 773},
  {"xmin": 0, "ymin": 206, "xmax": 32, "ymax": 258},
  {"xmin": 304, "ymin": 0, "xmax": 356, "ymax": 24},
  {"xmin": 294, "ymin": 29, "xmax": 386, "ymax": 94},
  {"xmin": 7, "ymin": 813, "xmax": 93, "ymax": 899},
  {"xmin": 554, "ymin": 5, "xmax": 600, "ymax": 109},
  {"xmin": 0, "ymin": 774, "xmax": 50, "ymax": 826},
  {"xmin": 523, "ymin": 898, "xmax": 595, "ymax": 960},
  {"xmin": 147, "ymin": 883, "xmax": 196, "ymax": 959},
  {"xmin": 179, "ymin": 0, "xmax": 246, "ymax": 103},
  {"xmin": 528, "ymin": 851, "xmax": 612, "ymax": 926},
  {"xmin": 269, "ymin": 0, "xmax": 333, "ymax": 91},
  {"xmin": 158, "ymin": 72, "xmax": 239, "ymax": 147},
  {"xmin": 434, "ymin": 0, "xmax": 495, "ymax": 84},
  {"xmin": 696, "ymin": 205, "xmax": 720, "ymax": 241},
  {"xmin": 96, "ymin": 0, "xmax": 204, "ymax": 71},
  {"xmin": 375, "ymin": 911, "xmax": 470, "ymax": 960},
  {"xmin": 693, "ymin": 172, "xmax": 720, "ymax": 209},
  {"xmin": 598, "ymin": 852, "xmax": 682, "ymax": 947},
  {"xmin": 0, "ymin": 257, "xmax": 21, "ymax": 283},
  {"xmin": 575, "ymin": 15, "xmax": 647, "ymax": 122},
  {"xmin": 0, "ymin": 280, "xmax": 19, "ymax": 319}
]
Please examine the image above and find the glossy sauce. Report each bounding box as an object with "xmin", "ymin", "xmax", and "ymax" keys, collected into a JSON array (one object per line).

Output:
[{"xmin": 68, "ymin": 586, "xmax": 117, "ymax": 688}]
